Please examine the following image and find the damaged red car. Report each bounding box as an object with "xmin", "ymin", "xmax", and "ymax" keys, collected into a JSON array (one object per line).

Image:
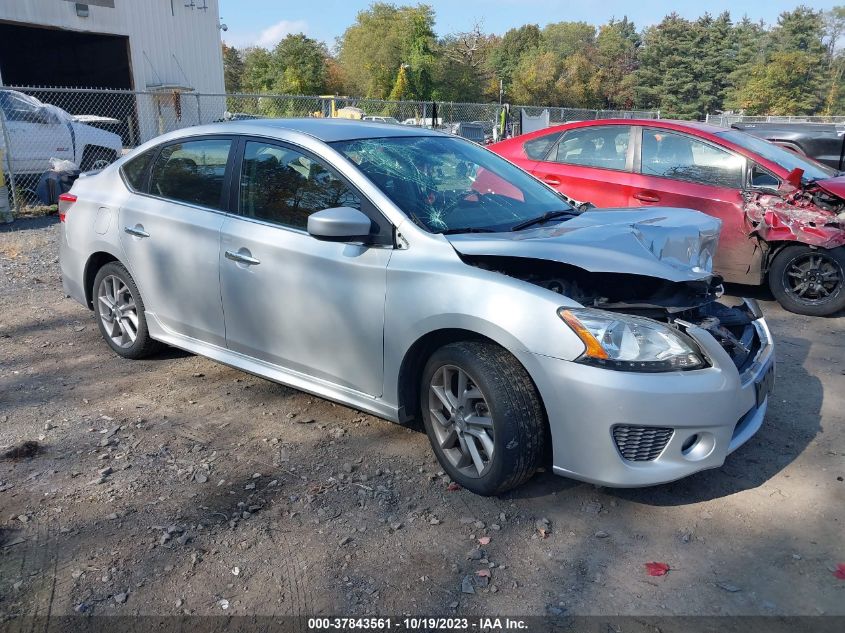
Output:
[{"xmin": 490, "ymin": 120, "xmax": 845, "ymax": 316}]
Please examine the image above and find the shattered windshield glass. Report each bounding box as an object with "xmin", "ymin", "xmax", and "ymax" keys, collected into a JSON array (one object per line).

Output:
[
  {"xmin": 331, "ymin": 136, "xmax": 574, "ymax": 233},
  {"xmin": 716, "ymin": 130, "xmax": 837, "ymax": 182}
]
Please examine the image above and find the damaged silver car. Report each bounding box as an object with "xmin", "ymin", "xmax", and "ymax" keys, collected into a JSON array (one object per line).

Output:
[{"xmin": 59, "ymin": 120, "xmax": 775, "ymax": 495}]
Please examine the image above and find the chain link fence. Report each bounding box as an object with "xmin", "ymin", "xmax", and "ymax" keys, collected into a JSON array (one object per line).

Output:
[
  {"xmin": 0, "ymin": 85, "xmax": 658, "ymax": 217},
  {"xmin": 705, "ymin": 113, "xmax": 845, "ymax": 127}
]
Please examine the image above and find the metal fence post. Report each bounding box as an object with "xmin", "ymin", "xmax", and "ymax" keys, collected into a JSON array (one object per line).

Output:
[{"xmin": 0, "ymin": 112, "xmax": 18, "ymax": 220}]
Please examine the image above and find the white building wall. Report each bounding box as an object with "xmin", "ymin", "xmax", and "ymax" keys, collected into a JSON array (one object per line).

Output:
[
  {"xmin": 0, "ymin": 0, "xmax": 225, "ymax": 94},
  {"xmin": 0, "ymin": 0, "xmax": 227, "ymax": 140}
]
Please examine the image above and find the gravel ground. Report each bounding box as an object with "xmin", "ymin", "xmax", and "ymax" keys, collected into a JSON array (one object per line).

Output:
[{"xmin": 1, "ymin": 217, "xmax": 843, "ymax": 620}]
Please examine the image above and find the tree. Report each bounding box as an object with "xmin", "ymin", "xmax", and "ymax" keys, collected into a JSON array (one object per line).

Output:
[
  {"xmin": 222, "ymin": 44, "xmax": 244, "ymax": 93},
  {"xmin": 636, "ymin": 13, "xmax": 699, "ymax": 117},
  {"xmin": 489, "ymin": 24, "xmax": 541, "ymax": 94},
  {"xmin": 732, "ymin": 50, "xmax": 823, "ymax": 114},
  {"xmin": 556, "ymin": 52, "xmax": 602, "ymax": 108},
  {"xmin": 595, "ymin": 17, "xmax": 640, "ymax": 108},
  {"xmin": 728, "ymin": 7, "xmax": 828, "ymax": 114},
  {"xmin": 823, "ymin": 7, "xmax": 845, "ymax": 112},
  {"xmin": 406, "ymin": 9, "xmax": 437, "ymax": 99},
  {"xmin": 509, "ymin": 50, "xmax": 562, "ymax": 105},
  {"xmin": 240, "ymin": 47, "xmax": 275, "ymax": 93},
  {"xmin": 433, "ymin": 24, "xmax": 497, "ymax": 102},
  {"xmin": 695, "ymin": 12, "xmax": 736, "ymax": 114},
  {"xmin": 271, "ymin": 34, "xmax": 330, "ymax": 95},
  {"xmin": 337, "ymin": 3, "xmax": 437, "ymax": 99},
  {"xmin": 388, "ymin": 64, "xmax": 411, "ymax": 101},
  {"xmin": 540, "ymin": 21, "xmax": 596, "ymax": 57},
  {"xmin": 723, "ymin": 17, "xmax": 768, "ymax": 111}
]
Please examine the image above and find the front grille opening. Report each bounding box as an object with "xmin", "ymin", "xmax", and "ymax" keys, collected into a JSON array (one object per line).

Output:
[
  {"xmin": 612, "ymin": 425, "xmax": 674, "ymax": 461},
  {"xmin": 732, "ymin": 406, "xmax": 755, "ymax": 441}
]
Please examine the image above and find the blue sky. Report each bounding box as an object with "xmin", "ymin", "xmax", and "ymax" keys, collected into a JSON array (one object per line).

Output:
[{"xmin": 219, "ymin": 0, "xmax": 839, "ymax": 49}]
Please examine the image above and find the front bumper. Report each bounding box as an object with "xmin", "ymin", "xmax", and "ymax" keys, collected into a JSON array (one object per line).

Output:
[{"xmin": 524, "ymin": 310, "xmax": 774, "ymax": 487}]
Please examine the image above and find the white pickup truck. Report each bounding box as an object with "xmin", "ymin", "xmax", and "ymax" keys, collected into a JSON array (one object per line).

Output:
[{"xmin": 0, "ymin": 89, "xmax": 123, "ymax": 175}]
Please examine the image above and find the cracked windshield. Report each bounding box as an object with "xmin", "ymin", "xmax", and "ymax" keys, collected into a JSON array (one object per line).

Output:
[{"xmin": 331, "ymin": 136, "xmax": 575, "ymax": 234}]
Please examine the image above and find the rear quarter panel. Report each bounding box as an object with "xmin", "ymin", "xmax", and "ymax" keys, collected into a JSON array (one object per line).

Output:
[{"xmin": 60, "ymin": 169, "xmax": 131, "ymax": 306}]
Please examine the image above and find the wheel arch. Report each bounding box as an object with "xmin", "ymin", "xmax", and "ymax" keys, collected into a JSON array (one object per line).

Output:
[
  {"xmin": 396, "ymin": 328, "xmax": 550, "ymax": 451},
  {"xmin": 761, "ymin": 240, "xmax": 798, "ymax": 275},
  {"xmin": 81, "ymin": 145, "xmax": 118, "ymax": 169},
  {"xmin": 83, "ymin": 251, "xmax": 121, "ymax": 308}
]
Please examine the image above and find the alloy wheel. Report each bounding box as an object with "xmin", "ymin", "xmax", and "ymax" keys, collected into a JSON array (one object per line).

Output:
[
  {"xmin": 428, "ymin": 364, "xmax": 494, "ymax": 477},
  {"xmin": 97, "ymin": 274, "xmax": 139, "ymax": 348},
  {"xmin": 784, "ymin": 251, "xmax": 843, "ymax": 305}
]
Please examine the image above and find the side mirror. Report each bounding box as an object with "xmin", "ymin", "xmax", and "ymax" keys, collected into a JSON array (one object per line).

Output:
[{"xmin": 307, "ymin": 206, "xmax": 373, "ymax": 242}]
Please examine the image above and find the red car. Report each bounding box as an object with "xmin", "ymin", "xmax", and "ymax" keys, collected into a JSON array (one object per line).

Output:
[{"xmin": 489, "ymin": 119, "xmax": 845, "ymax": 316}]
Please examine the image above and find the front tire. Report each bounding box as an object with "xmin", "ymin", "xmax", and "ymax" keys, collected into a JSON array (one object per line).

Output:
[
  {"xmin": 92, "ymin": 262, "xmax": 162, "ymax": 359},
  {"xmin": 80, "ymin": 147, "xmax": 117, "ymax": 171},
  {"xmin": 768, "ymin": 245, "xmax": 845, "ymax": 316},
  {"xmin": 420, "ymin": 341, "xmax": 546, "ymax": 496}
]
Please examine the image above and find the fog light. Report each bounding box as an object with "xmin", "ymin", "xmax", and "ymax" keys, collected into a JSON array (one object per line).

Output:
[
  {"xmin": 680, "ymin": 432, "xmax": 715, "ymax": 461},
  {"xmin": 682, "ymin": 434, "xmax": 699, "ymax": 454}
]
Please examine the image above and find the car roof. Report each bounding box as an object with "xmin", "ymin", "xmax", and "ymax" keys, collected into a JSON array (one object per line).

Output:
[
  {"xmin": 489, "ymin": 117, "xmax": 795, "ymax": 178},
  {"xmin": 494, "ymin": 118, "xmax": 733, "ymax": 151},
  {"xmin": 551, "ymin": 118, "xmax": 728, "ymax": 134},
  {"xmin": 174, "ymin": 118, "xmax": 447, "ymax": 143}
]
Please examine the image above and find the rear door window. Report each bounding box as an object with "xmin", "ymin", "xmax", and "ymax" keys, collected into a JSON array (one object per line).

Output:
[
  {"xmin": 640, "ymin": 129, "xmax": 744, "ymax": 189},
  {"xmin": 554, "ymin": 126, "xmax": 631, "ymax": 171},
  {"xmin": 148, "ymin": 138, "xmax": 232, "ymax": 209},
  {"xmin": 523, "ymin": 132, "xmax": 562, "ymax": 160}
]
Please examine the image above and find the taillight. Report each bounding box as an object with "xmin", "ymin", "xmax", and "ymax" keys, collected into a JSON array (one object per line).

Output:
[{"xmin": 58, "ymin": 193, "xmax": 77, "ymax": 222}]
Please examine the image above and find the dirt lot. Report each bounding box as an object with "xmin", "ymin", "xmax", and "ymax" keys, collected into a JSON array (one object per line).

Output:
[{"xmin": 1, "ymin": 217, "xmax": 844, "ymax": 621}]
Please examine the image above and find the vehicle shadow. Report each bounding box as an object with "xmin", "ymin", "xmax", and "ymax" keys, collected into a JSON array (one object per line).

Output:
[
  {"xmin": 509, "ymin": 332, "xmax": 822, "ymax": 506},
  {"xmin": 0, "ymin": 214, "xmax": 59, "ymax": 233}
]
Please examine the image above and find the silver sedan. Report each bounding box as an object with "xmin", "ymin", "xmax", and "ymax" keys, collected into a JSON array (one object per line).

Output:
[{"xmin": 59, "ymin": 119, "xmax": 775, "ymax": 495}]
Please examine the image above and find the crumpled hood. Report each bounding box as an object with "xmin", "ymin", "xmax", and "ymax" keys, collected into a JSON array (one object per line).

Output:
[{"xmin": 446, "ymin": 208, "xmax": 721, "ymax": 283}]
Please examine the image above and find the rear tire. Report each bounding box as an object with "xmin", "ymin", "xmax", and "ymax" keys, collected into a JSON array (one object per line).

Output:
[
  {"xmin": 768, "ymin": 245, "xmax": 845, "ymax": 316},
  {"xmin": 92, "ymin": 262, "xmax": 162, "ymax": 359},
  {"xmin": 420, "ymin": 341, "xmax": 546, "ymax": 496}
]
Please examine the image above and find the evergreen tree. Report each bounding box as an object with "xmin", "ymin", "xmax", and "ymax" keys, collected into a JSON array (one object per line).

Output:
[{"xmin": 222, "ymin": 44, "xmax": 244, "ymax": 93}]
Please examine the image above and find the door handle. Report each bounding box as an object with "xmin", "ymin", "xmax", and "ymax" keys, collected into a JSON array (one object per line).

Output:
[
  {"xmin": 124, "ymin": 225, "xmax": 150, "ymax": 238},
  {"xmin": 633, "ymin": 191, "xmax": 661, "ymax": 203},
  {"xmin": 543, "ymin": 177, "xmax": 561, "ymax": 186},
  {"xmin": 225, "ymin": 249, "xmax": 260, "ymax": 266}
]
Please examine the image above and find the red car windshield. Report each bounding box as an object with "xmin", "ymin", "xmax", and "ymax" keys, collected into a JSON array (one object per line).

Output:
[{"xmin": 716, "ymin": 129, "xmax": 838, "ymax": 182}]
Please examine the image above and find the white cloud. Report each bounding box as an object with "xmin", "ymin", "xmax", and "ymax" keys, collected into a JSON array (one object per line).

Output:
[
  {"xmin": 255, "ymin": 20, "xmax": 309, "ymax": 48},
  {"xmin": 223, "ymin": 19, "xmax": 309, "ymax": 49}
]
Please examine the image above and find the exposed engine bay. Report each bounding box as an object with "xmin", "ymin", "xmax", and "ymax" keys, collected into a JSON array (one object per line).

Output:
[
  {"xmin": 466, "ymin": 255, "xmax": 762, "ymax": 371},
  {"xmin": 744, "ymin": 182, "xmax": 845, "ymax": 249}
]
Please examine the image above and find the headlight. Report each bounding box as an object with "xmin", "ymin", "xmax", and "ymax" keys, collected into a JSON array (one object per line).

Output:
[{"xmin": 559, "ymin": 308, "xmax": 706, "ymax": 372}]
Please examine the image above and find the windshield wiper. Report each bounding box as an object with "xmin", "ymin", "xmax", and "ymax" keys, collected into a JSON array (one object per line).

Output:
[
  {"xmin": 440, "ymin": 227, "xmax": 496, "ymax": 235},
  {"xmin": 511, "ymin": 209, "xmax": 577, "ymax": 231}
]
